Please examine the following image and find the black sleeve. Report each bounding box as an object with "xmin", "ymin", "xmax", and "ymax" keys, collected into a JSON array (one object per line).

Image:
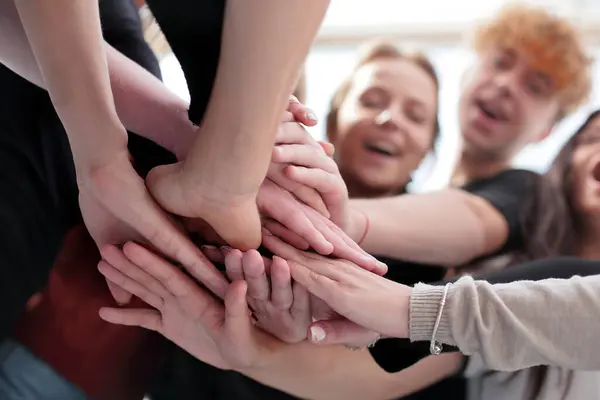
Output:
[
  {"xmin": 100, "ymin": 0, "xmax": 177, "ymax": 174},
  {"xmin": 369, "ymin": 257, "xmax": 600, "ymax": 373},
  {"xmin": 100, "ymin": 0, "xmax": 162, "ymax": 80},
  {"xmin": 462, "ymin": 169, "xmax": 539, "ymax": 255}
]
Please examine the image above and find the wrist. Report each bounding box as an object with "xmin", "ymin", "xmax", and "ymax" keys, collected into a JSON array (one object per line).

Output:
[
  {"xmin": 393, "ymin": 285, "xmax": 412, "ymax": 338},
  {"xmin": 67, "ymin": 119, "xmax": 129, "ymax": 173},
  {"xmin": 162, "ymin": 108, "xmax": 199, "ymax": 161},
  {"xmin": 408, "ymin": 283, "xmax": 453, "ymax": 344},
  {"xmin": 346, "ymin": 206, "xmax": 368, "ymax": 243}
]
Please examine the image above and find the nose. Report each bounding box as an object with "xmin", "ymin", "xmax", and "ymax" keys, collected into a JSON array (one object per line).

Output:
[
  {"xmin": 374, "ymin": 107, "xmax": 405, "ymax": 131},
  {"xmin": 491, "ymin": 69, "xmax": 519, "ymax": 97}
]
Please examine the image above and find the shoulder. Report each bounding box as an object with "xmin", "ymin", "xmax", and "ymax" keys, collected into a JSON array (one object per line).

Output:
[{"xmin": 462, "ymin": 169, "xmax": 540, "ymax": 195}]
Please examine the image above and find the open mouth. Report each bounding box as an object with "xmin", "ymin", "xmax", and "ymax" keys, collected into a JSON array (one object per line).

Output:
[
  {"xmin": 592, "ymin": 161, "xmax": 600, "ymax": 183},
  {"xmin": 363, "ymin": 141, "xmax": 398, "ymax": 157},
  {"xmin": 476, "ymin": 99, "xmax": 507, "ymax": 122}
]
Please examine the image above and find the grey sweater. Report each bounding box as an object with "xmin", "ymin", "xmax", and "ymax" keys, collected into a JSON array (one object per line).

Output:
[{"xmin": 409, "ymin": 274, "xmax": 600, "ymax": 371}]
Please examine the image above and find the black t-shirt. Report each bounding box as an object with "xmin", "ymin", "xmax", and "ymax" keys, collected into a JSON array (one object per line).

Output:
[
  {"xmin": 382, "ymin": 169, "xmax": 538, "ymax": 287},
  {"xmin": 369, "ymin": 169, "xmax": 538, "ymax": 400},
  {"xmin": 0, "ymin": 0, "xmax": 166, "ymax": 339}
]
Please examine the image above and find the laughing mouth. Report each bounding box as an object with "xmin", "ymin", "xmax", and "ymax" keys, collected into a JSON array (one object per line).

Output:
[
  {"xmin": 364, "ymin": 142, "xmax": 398, "ymax": 157},
  {"xmin": 477, "ymin": 100, "xmax": 506, "ymax": 122}
]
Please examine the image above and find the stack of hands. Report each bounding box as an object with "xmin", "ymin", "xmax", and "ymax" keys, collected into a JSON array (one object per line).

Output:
[{"xmin": 90, "ymin": 97, "xmax": 413, "ymax": 372}]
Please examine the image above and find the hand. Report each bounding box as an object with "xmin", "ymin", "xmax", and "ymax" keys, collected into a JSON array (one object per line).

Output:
[
  {"xmin": 203, "ymin": 247, "xmax": 311, "ymax": 344},
  {"xmin": 268, "ymin": 122, "xmax": 329, "ymax": 217},
  {"xmin": 143, "ymin": 97, "xmax": 318, "ymax": 251},
  {"xmin": 78, "ymin": 152, "xmax": 229, "ymax": 303},
  {"xmin": 258, "ymin": 180, "xmax": 383, "ymax": 274},
  {"xmin": 271, "ymin": 134, "xmax": 348, "ymax": 229},
  {"xmin": 269, "ymin": 98, "xmax": 331, "ymax": 217},
  {"xmin": 97, "ymin": 242, "xmax": 281, "ymax": 371},
  {"xmin": 262, "ymin": 234, "xmax": 410, "ymax": 342}
]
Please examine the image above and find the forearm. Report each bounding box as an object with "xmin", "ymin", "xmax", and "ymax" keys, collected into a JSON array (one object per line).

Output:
[
  {"xmin": 106, "ymin": 45, "xmax": 195, "ymax": 159},
  {"xmin": 1, "ymin": 0, "xmax": 194, "ymax": 159},
  {"xmin": 185, "ymin": 0, "xmax": 329, "ymax": 194},
  {"xmin": 15, "ymin": 0, "xmax": 126, "ymax": 168},
  {"xmin": 348, "ymin": 189, "xmax": 507, "ymax": 266},
  {"xmin": 243, "ymin": 342, "xmax": 460, "ymax": 400},
  {"xmin": 411, "ymin": 273, "xmax": 600, "ymax": 370}
]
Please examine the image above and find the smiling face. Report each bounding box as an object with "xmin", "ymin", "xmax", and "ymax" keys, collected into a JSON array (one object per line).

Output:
[
  {"xmin": 459, "ymin": 4, "xmax": 592, "ymax": 162},
  {"xmin": 328, "ymin": 57, "xmax": 438, "ymax": 198},
  {"xmin": 459, "ymin": 47, "xmax": 560, "ymax": 159},
  {"xmin": 569, "ymin": 115, "xmax": 600, "ymax": 220}
]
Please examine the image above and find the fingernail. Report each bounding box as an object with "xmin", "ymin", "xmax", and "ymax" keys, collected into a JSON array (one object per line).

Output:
[
  {"xmin": 201, "ymin": 245, "xmax": 217, "ymax": 251},
  {"xmin": 306, "ymin": 112, "xmax": 318, "ymax": 122},
  {"xmin": 376, "ymin": 261, "xmax": 388, "ymax": 275},
  {"xmin": 310, "ymin": 325, "xmax": 326, "ymax": 343},
  {"xmin": 289, "ymin": 95, "xmax": 299, "ymax": 103},
  {"xmin": 221, "ymin": 246, "xmax": 232, "ymax": 252}
]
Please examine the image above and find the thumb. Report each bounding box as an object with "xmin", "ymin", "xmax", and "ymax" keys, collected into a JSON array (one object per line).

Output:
[{"xmin": 308, "ymin": 319, "xmax": 379, "ymax": 346}]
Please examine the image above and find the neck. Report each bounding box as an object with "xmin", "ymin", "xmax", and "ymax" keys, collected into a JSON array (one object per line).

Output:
[
  {"xmin": 576, "ymin": 224, "xmax": 600, "ymax": 260},
  {"xmin": 451, "ymin": 149, "xmax": 512, "ymax": 187}
]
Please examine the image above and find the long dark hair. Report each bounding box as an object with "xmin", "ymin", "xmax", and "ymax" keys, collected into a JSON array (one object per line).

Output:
[
  {"xmin": 518, "ymin": 110, "xmax": 600, "ymax": 400},
  {"xmin": 521, "ymin": 110, "xmax": 600, "ymax": 261}
]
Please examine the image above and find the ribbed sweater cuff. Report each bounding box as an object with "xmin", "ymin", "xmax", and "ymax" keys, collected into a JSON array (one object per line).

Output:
[{"xmin": 409, "ymin": 283, "xmax": 453, "ymax": 344}]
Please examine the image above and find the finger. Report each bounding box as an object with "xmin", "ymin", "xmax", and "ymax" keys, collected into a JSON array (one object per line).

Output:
[
  {"xmin": 122, "ymin": 243, "xmax": 228, "ymax": 330},
  {"xmin": 287, "ymin": 96, "xmax": 318, "ymax": 126},
  {"xmin": 281, "ymin": 110, "xmax": 294, "ymax": 123},
  {"xmin": 200, "ymin": 245, "xmax": 225, "ymax": 264},
  {"xmin": 106, "ymin": 280, "xmax": 133, "ymax": 305},
  {"xmin": 261, "ymin": 231, "xmax": 304, "ymax": 261},
  {"xmin": 309, "ymin": 319, "xmax": 379, "ymax": 346},
  {"xmin": 301, "ymin": 207, "xmax": 386, "ymax": 275},
  {"xmin": 270, "ymin": 256, "xmax": 293, "ymax": 310},
  {"xmin": 122, "ymin": 241, "xmax": 204, "ymax": 298},
  {"xmin": 263, "ymin": 219, "xmax": 310, "ymax": 251},
  {"xmin": 287, "ymin": 260, "xmax": 340, "ymax": 308},
  {"xmin": 275, "ymin": 122, "xmax": 320, "ymax": 147},
  {"xmin": 267, "ymin": 164, "xmax": 329, "ymax": 217},
  {"xmin": 260, "ymin": 192, "xmax": 333, "ymax": 255},
  {"xmin": 100, "ymin": 244, "xmax": 171, "ymax": 300},
  {"xmin": 272, "ymin": 145, "xmax": 337, "ymax": 173},
  {"xmin": 99, "ymin": 307, "xmax": 162, "ymax": 332},
  {"xmin": 224, "ymin": 249, "xmax": 245, "ymax": 282},
  {"xmin": 98, "ymin": 261, "xmax": 164, "ymax": 310},
  {"xmin": 318, "ymin": 141, "xmax": 335, "ymax": 157},
  {"xmin": 223, "ymin": 281, "xmax": 254, "ymax": 355},
  {"xmin": 242, "ymin": 250, "xmax": 270, "ymax": 302},
  {"xmin": 286, "ymin": 166, "xmax": 347, "ymax": 226},
  {"xmin": 290, "ymin": 281, "xmax": 310, "ymax": 322}
]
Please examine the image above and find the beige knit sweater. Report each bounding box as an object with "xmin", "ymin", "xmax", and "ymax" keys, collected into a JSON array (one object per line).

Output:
[{"xmin": 409, "ymin": 274, "xmax": 600, "ymax": 371}]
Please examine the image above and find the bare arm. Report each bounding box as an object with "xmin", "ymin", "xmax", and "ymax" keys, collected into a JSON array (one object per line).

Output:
[
  {"xmin": 14, "ymin": 0, "xmax": 125, "ymax": 169},
  {"xmin": 184, "ymin": 0, "xmax": 330, "ymax": 196},
  {"xmin": 0, "ymin": 0, "xmax": 194, "ymax": 159},
  {"xmin": 243, "ymin": 343, "xmax": 462, "ymax": 400},
  {"xmin": 347, "ymin": 189, "xmax": 508, "ymax": 266}
]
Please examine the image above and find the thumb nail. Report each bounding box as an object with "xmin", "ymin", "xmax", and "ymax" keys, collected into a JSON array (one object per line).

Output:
[
  {"xmin": 306, "ymin": 112, "xmax": 318, "ymax": 122},
  {"xmin": 310, "ymin": 325, "xmax": 326, "ymax": 343}
]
